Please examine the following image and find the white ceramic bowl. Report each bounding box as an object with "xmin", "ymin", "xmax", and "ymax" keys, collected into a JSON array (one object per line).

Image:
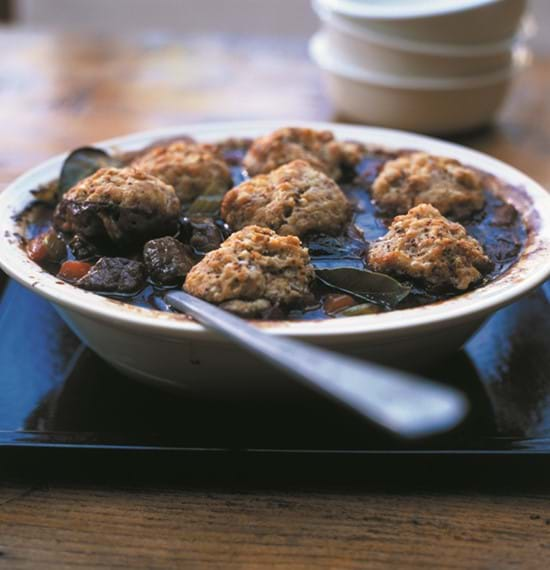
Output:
[
  {"xmin": 310, "ymin": 32, "xmax": 517, "ymax": 134},
  {"xmin": 315, "ymin": 4, "xmax": 516, "ymax": 78},
  {"xmin": 0, "ymin": 121, "xmax": 549, "ymax": 398},
  {"xmin": 316, "ymin": 0, "xmax": 528, "ymax": 45}
]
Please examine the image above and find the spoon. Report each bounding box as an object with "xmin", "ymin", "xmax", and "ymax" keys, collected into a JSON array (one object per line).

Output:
[{"xmin": 165, "ymin": 291, "xmax": 469, "ymax": 440}]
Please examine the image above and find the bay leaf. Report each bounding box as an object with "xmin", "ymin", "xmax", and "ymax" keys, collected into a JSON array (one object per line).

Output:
[
  {"xmin": 316, "ymin": 267, "xmax": 410, "ymax": 309},
  {"xmin": 58, "ymin": 147, "xmax": 122, "ymax": 197}
]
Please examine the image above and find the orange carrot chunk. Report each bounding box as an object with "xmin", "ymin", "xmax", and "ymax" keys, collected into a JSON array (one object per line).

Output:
[
  {"xmin": 26, "ymin": 235, "xmax": 50, "ymax": 262},
  {"xmin": 323, "ymin": 293, "xmax": 356, "ymax": 315},
  {"xmin": 58, "ymin": 260, "xmax": 92, "ymax": 281},
  {"xmin": 26, "ymin": 230, "xmax": 66, "ymax": 263}
]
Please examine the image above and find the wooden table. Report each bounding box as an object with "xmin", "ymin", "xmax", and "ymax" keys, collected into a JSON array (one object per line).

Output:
[{"xmin": 1, "ymin": 27, "xmax": 550, "ymax": 569}]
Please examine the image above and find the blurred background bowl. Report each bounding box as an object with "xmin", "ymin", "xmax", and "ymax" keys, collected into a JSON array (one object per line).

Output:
[
  {"xmin": 315, "ymin": 0, "xmax": 528, "ymax": 45},
  {"xmin": 310, "ymin": 0, "xmax": 530, "ymax": 133},
  {"xmin": 309, "ymin": 32, "xmax": 517, "ymax": 134},
  {"xmin": 315, "ymin": 3, "xmax": 516, "ymax": 78}
]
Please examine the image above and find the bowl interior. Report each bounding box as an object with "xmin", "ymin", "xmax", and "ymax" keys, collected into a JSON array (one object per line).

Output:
[{"xmin": 0, "ymin": 120, "xmax": 549, "ymax": 339}]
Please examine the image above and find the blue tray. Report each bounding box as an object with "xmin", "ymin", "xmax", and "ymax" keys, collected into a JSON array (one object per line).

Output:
[{"xmin": 1, "ymin": 273, "xmax": 549, "ymax": 462}]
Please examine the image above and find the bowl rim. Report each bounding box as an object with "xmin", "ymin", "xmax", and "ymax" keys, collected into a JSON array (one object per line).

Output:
[
  {"xmin": 309, "ymin": 33, "xmax": 520, "ymax": 90},
  {"xmin": 0, "ymin": 119, "xmax": 549, "ymax": 340},
  {"xmin": 313, "ymin": 1, "xmax": 519, "ymax": 57},
  {"xmin": 315, "ymin": 0, "xmax": 518, "ymax": 21}
]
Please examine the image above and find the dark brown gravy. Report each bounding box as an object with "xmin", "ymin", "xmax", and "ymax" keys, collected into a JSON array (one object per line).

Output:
[{"xmin": 18, "ymin": 139, "xmax": 527, "ymax": 320}]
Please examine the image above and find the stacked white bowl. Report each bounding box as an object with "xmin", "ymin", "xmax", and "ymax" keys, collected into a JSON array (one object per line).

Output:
[{"xmin": 309, "ymin": 0, "xmax": 530, "ymax": 134}]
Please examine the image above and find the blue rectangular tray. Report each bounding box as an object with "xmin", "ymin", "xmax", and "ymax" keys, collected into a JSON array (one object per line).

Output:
[{"xmin": 1, "ymin": 273, "xmax": 549, "ymax": 467}]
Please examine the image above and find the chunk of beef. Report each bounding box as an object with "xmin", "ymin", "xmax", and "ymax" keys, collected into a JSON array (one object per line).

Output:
[
  {"xmin": 143, "ymin": 237, "xmax": 195, "ymax": 285},
  {"xmin": 68, "ymin": 234, "xmax": 98, "ymax": 260},
  {"xmin": 77, "ymin": 257, "xmax": 146, "ymax": 294},
  {"xmin": 188, "ymin": 218, "xmax": 224, "ymax": 254}
]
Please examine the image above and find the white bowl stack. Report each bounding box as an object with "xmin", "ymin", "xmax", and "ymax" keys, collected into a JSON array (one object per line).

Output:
[{"xmin": 309, "ymin": 0, "xmax": 530, "ymax": 134}]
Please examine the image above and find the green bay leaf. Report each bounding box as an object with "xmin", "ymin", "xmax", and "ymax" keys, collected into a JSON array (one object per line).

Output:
[
  {"xmin": 316, "ymin": 267, "xmax": 410, "ymax": 309},
  {"xmin": 59, "ymin": 147, "xmax": 123, "ymax": 198}
]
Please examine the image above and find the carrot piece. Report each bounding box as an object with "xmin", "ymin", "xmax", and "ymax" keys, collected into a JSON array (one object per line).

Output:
[
  {"xmin": 26, "ymin": 230, "xmax": 66, "ymax": 263},
  {"xmin": 323, "ymin": 293, "xmax": 356, "ymax": 315},
  {"xmin": 58, "ymin": 260, "xmax": 92, "ymax": 281},
  {"xmin": 26, "ymin": 235, "xmax": 50, "ymax": 262}
]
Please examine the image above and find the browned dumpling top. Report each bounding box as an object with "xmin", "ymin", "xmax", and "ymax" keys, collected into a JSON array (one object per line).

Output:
[
  {"xmin": 372, "ymin": 152, "xmax": 485, "ymax": 219},
  {"xmin": 243, "ymin": 127, "xmax": 345, "ymax": 179},
  {"xmin": 184, "ymin": 225, "xmax": 314, "ymax": 316},
  {"xmin": 133, "ymin": 141, "xmax": 232, "ymax": 203},
  {"xmin": 221, "ymin": 160, "xmax": 350, "ymax": 237},
  {"xmin": 368, "ymin": 204, "xmax": 492, "ymax": 291}
]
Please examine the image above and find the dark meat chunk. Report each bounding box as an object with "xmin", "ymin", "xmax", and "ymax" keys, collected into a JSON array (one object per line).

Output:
[
  {"xmin": 77, "ymin": 257, "xmax": 146, "ymax": 294},
  {"xmin": 180, "ymin": 216, "xmax": 225, "ymax": 254},
  {"xmin": 143, "ymin": 237, "xmax": 195, "ymax": 285},
  {"xmin": 189, "ymin": 218, "xmax": 224, "ymax": 254},
  {"xmin": 491, "ymin": 203, "xmax": 518, "ymax": 226},
  {"xmin": 68, "ymin": 234, "xmax": 98, "ymax": 260}
]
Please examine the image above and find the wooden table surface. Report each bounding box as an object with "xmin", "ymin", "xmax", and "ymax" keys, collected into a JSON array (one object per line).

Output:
[{"xmin": 1, "ymin": 26, "xmax": 550, "ymax": 569}]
